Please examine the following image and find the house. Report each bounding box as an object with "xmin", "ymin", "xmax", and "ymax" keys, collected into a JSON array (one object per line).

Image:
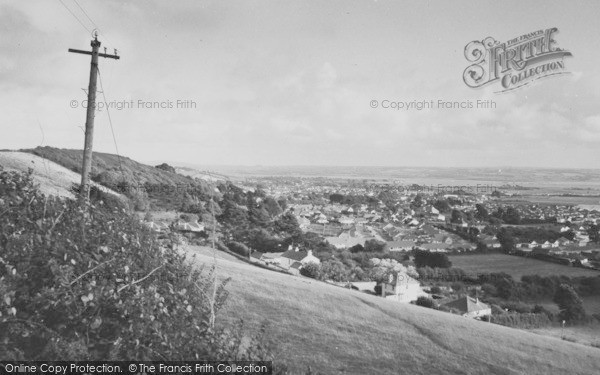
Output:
[
  {"xmin": 249, "ymin": 251, "xmax": 265, "ymax": 262},
  {"xmin": 385, "ymin": 240, "xmax": 415, "ymax": 252},
  {"xmin": 144, "ymin": 221, "xmax": 169, "ymax": 232},
  {"xmin": 418, "ymin": 243, "xmax": 451, "ymax": 252},
  {"xmin": 481, "ymin": 237, "xmax": 501, "ymax": 249},
  {"xmin": 378, "ymin": 272, "xmax": 426, "ymax": 303},
  {"xmin": 278, "ymin": 249, "xmax": 320, "ymax": 269},
  {"xmin": 174, "ymin": 220, "xmax": 205, "ymax": 233},
  {"xmin": 442, "ymin": 296, "xmax": 491, "ymax": 319},
  {"xmin": 325, "ymin": 230, "xmax": 366, "ymax": 249},
  {"xmin": 261, "ymin": 252, "xmax": 284, "ymax": 265}
]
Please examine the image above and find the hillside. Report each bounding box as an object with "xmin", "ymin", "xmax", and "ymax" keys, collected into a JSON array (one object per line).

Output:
[
  {"xmin": 184, "ymin": 245, "xmax": 600, "ymax": 375},
  {"xmin": 21, "ymin": 146, "xmax": 216, "ymax": 210},
  {"xmin": 22, "ymin": 146, "xmax": 206, "ymax": 187},
  {"xmin": 0, "ymin": 151, "xmax": 120, "ymax": 199}
]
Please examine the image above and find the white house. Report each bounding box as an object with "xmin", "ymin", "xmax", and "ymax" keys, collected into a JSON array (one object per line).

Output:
[{"xmin": 378, "ymin": 272, "xmax": 426, "ymax": 303}]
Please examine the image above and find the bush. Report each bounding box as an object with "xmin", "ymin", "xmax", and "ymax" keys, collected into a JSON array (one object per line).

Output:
[
  {"xmin": 491, "ymin": 313, "xmax": 551, "ymax": 329},
  {"xmin": 0, "ymin": 168, "xmax": 273, "ymax": 362},
  {"xmin": 228, "ymin": 241, "xmax": 250, "ymax": 257},
  {"xmin": 430, "ymin": 286, "xmax": 442, "ymax": 294},
  {"xmin": 300, "ymin": 262, "xmax": 320, "ymax": 279},
  {"xmin": 415, "ymin": 296, "xmax": 436, "ymax": 309}
]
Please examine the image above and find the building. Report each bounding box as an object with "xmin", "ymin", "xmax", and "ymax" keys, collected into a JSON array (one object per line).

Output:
[
  {"xmin": 174, "ymin": 220, "xmax": 205, "ymax": 233},
  {"xmin": 386, "ymin": 240, "xmax": 416, "ymax": 252},
  {"xmin": 378, "ymin": 272, "xmax": 426, "ymax": 303},
  {"xmin": 442, "ymin": 296, "xmax": 491, "ymax": 319},
  {"xmin": 278, "ymin": 249, "xmax": 321, "ymax": 269}
]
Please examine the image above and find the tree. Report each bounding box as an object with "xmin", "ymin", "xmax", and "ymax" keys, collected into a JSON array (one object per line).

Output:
[
  {"xmin": 300, "ymin": 262, "xmax": 321, "ymax": 279},
  {"xmin": 413, "ymin": 249, "xmax": 452, "ymax": 268},
  {"xmin": 262, "ymin": 197, "xmax": 282, "ymax": 217},
  {"xmin": 433, "ymin": 199, "xmax": 451, "ymax": 213},
  {"xmin": 475, "ymin": 204, "xmax": 489, "ymax": 220},
  {"xmin": 504, "ymin": 207, "xmax": 521, "ymax": 225},
  {"xmin": 553, "ymin": 284, "xmax": 586, "ymax": 322},
  {"xmin": 496, "ymin": 228, "xmax": 515, "ymax": 253},
  {"xmin": 410, "ymin": 194, "xmax": 424, "ymax": 209},
  {"xmin": 588, "ymin": 224, "xmax": 600, "ymax": 243},
  {"xmin": 273, "ymin": 212, "xmax": 301, "ymax": 237},
  {"xmin": 155, "ymin": 163, "xmax": 176, "ymax": 173},
  {"xmin": 349, "ymin": 244, "xmax": 365, "ymax": 253},
  {"xmin": 364, "ymin": 239, "xmax": 386, "ymax": 253},
  {"xmin": 329, "ymin": 193, "xmax": 344, "ymax": 204},
  {"xmin": 451, "ymin": 209, "xmax": 464, "ymax": 224},
  {"xmin": 369, "ymin": 258, "xmax": 418, "ymax": 284}
]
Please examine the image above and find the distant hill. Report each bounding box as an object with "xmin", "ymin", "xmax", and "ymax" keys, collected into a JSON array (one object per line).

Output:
[
  {"xmin": 0, "ymin": 151, "xmax": 120, "ymax": 199},
  {"xmin": 21, "ymin": 146, "xmax": 217, "ymax": 210},
  {"xmin": 186, "ymin": 245, "xmax": 600, "ymax": 375},
  {"xmin": 175, "ymin": 166, "xmax": 229, "ymax": 182}
]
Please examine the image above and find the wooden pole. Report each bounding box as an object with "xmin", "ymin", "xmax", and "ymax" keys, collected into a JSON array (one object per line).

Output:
[
  {"xmin": 80, "ymin": 37, "xmax": 100, "ymax": 203},
  {"xmin": 69, "ymin": 33, "xmax": 119, "ymax": 205}
]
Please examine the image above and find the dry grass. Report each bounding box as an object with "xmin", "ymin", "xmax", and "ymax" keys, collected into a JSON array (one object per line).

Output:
[
  {"xmin": 449, "ymin": 253, "xmax": 599, "ymax": 280},
  {"xmin": 0, "ymin": 151, "xmax": 120, "ymax": 199},
  {"xmin": 184, "ymin": 245, "xmax": 600, "ymax": 375}
]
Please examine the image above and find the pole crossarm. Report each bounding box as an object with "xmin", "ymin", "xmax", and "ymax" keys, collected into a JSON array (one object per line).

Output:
[{"xmin": 68, "ymin": 48, "xmax": 120, "ymax": 59}]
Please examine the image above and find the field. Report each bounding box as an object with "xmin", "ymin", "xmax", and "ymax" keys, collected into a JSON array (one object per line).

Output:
[
  {"xmin": 449, "ymin": 254, "xmax": 600, "ymax": 280},
  {"xmin": 183, "ymin": 245, "xmax": 600, "ymax": 375}
]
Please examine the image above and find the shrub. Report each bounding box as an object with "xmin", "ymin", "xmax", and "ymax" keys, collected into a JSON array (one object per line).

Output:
[
  {"xmin": 491, "ymin": 313, "xmax": 551, "ymax": 329},
  {"xmin": 0, "ymin": 168, "xmax": 273, "ymax": 362},
  {"xmin": 228, "ymin": 241, "xmax": 250, "ymax": 257},
  {"xmin": 415, "ymin": 296, "xmax": 436, "ymax": 309},
  {"xmin": 430, "ymin": 286, "xmax": 442, "ymax": 294},
  {"xmin": 300, "ymin": 262, "xmax": 320, "ymax": 279}
]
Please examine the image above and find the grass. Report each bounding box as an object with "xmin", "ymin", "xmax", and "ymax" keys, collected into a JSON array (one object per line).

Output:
[
  {"xmin": 0, "ymin": 151, "xmax": 120, "ymax": 199},
  {"xmin": 528, "ymin": 325, "xmax": 600, "ymax": 348},
  {"xmin": 449, "ymin": 253, "xmax": 599, "ymax": 280},
  {"xmin": 184, "ymin": 245, "xmax": 600, "ymax": 375}
]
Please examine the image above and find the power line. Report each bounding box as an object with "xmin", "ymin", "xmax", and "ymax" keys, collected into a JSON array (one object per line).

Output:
[
  {"xmin": 72, "ymin": 0, "xmax": 99, "ymax": 30},
  {"xmin": 56, "ymin": 0, "xmax": 92, "ymax": 35},
  {"xmin": 71, "ymin": 0, "xmax": 115, "ymax": 48},
  {"xmin": 97, "ymin": 67, "xmax": 128, "ymax": 188}
]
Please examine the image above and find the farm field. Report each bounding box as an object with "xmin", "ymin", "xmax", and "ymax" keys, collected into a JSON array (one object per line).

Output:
[
  {"xmin": 183, "ymin": 245, "xmax": 600, "ymax": 375},
  {"xmin": 449, "ymin": 253, "xmax": 600, "ymax": 280}
]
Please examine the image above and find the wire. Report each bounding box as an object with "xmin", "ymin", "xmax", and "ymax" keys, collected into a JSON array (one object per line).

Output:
[
  {"xmin": 72, "ymin": 0, "xmax": 99, "ymax": 30},
  {"xmin": 56, "ymin": 0, "xmax": 92, "ymax": 35},
  {"xmin": 97, "ymin": 67, "xmax": 131, "ymax": 191},
  {"xmin": 72, "ymin": 0, "xmax": 116, "ymax": 49}
]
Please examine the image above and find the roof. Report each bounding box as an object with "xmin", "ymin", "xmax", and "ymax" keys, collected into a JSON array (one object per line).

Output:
[
  {"xmin": 442, "ymin": 296, "xmax": 490, "ymax": 314},
  {"xmin": 281, "ymin": 250, "xmax": 310, "ymax": 261},
  {"xmin": 250, "ymin": 251, "xmax": 264, "ymax": 260},
  {"xmin": 386, "ymin": 240, "xmax": 415, "ymax": 248}
]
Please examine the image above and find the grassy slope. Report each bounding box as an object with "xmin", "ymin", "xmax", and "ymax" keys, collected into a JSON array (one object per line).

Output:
[
  {"xmin": 22, "ymin": 146, "xmax": 198, "ymax": 186},
  {"xmin": 449, "ymin": 253, "xmax": 599, "ymax": 280},
  {"xmin": 0, "ymin": 151, "xmax": 119, "ymax": 198},
  {"xmin": 184, "ymin": 246, "xmax": 600, "ymax": 375}
]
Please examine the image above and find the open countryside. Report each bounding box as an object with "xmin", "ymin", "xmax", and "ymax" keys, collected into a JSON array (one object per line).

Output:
[{"xmin": 449, "ymin": 253, "xmax": 599, "ymax": 280}]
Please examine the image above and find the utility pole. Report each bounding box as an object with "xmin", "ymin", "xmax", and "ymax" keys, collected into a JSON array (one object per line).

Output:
[{"xmin": 69, "ymin": 32, "xmax": 119, "ymax": 204}]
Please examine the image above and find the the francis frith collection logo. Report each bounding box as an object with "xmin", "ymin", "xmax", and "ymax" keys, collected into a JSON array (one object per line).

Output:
[{"xmin": 463, "ymin": 27, "xmax": 572, "ymax": 92}]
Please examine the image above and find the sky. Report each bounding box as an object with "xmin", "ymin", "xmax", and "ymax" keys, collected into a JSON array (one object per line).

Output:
[{"xmin": 1, "ymin": 0, "xmax": 600, "ymax": 168}]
